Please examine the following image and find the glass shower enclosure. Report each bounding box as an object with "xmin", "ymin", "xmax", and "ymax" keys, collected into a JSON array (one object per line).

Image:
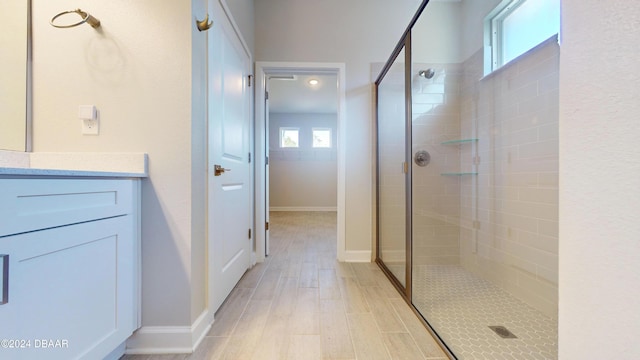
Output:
[{"xmin": 375, "ymin": 1, "xmax": 559, "ymax": 359}]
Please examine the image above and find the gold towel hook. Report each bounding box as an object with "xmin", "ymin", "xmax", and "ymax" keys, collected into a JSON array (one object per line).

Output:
[
  {"xmin": 196, "ymin": 14, "xmax": 213, "ymax": 32},
  {"xmin": 50, "ymin": 9, "xmax": 101, "ymax": 29}
]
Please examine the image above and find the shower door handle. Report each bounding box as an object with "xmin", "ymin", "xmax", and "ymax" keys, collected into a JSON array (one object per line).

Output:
[{"xmin": 1, "ymin": 255, "xmax": 8, "ymax": 305}]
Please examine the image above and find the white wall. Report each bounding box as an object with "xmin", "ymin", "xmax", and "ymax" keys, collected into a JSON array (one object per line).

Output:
[
  {"xmin": 0, "ymin": 0, "xmax": 28, "ymax": 151},
  {"xmin": 559, "ymin": 1, "xmax": 640, "ymax": 358},
  {"xmin": 255, "ymin": 0, "xmax": 423, "ymax": 252},
  {"xmin": 31, "ymin": 0, "xmax": 206, "ymax": 330},
  {"xmin": 269, "ymin": 113, "xmax": 337, "ymax": 209}
]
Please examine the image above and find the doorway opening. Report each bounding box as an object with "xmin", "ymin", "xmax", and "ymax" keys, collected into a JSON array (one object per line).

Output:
[{"xmin": 254, "ymin": 62, "xmax": 346, "ymax": 263}]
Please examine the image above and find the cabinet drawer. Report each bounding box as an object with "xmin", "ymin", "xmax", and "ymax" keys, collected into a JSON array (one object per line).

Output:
[{"xmin": 0, "ymin": 179, "xmax": 135, "ymax": 237}]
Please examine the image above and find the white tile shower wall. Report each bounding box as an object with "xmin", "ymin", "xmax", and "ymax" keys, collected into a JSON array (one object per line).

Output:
[
  {"xmin": 412, "ymin": 63, "xmax": 463, "ymax": 266},
  {"xmin": 459, "ymin": 38, "xmax": 560, "ymax": 319}
]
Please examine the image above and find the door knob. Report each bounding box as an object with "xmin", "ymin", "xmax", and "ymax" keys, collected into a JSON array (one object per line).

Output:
[{"xmin": 214, "ymin": 164, "xmax": 231, "ymax": 176}]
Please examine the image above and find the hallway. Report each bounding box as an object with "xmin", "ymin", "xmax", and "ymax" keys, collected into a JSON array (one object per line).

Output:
[{"xmin": 124, "ymin": 211, "xmax": 447, "ymax": 359}]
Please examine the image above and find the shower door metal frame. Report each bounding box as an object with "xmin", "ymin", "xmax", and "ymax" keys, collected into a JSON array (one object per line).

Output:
[
  {"xmin": 374, "ymin": 33, "xmax": 413, "ymax": 299},
  {"xmin": 374, "ymin": 0, "xmax": 456, "ymax": 358}
]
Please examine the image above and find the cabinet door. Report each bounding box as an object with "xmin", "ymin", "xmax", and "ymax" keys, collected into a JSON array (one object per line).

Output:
[{"xmin": 0, "ymin": 215, "xmax": 136, "ymax": 360}]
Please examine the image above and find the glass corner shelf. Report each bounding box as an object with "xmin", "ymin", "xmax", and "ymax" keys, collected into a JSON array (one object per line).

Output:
[
  {"xmin": 441, "ymin": 172, "xmax": 478, "ymax": 176},
  {"xmin": 441, "ymin": 138, "xmax": 478, "ymax": 145}
]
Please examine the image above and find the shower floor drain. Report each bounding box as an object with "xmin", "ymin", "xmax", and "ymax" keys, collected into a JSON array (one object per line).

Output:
[{"xmin": 489, "ymin": 326, "xmax": 518, "ymax": 339}]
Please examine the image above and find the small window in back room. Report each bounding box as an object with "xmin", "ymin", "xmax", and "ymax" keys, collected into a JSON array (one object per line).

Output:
[
  {"xmin": 312, "ymin": 128, "xmax": 332, "ymax": 148},
  {"xmin": 280, "ymin": 127, "xmax": 299, "ymax": 148},
  {"xmin": 484, "ymin": 0, "xmax": 560, "ymax": 74}
]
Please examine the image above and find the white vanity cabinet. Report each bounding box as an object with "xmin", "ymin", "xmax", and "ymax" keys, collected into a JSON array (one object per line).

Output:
[{"xmin": 0, "ymin": 178, "xmax": 141, "ymax": 360}]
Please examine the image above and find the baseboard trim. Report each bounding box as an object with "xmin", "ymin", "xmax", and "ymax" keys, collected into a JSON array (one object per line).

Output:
[
  {"xmin": 344, "ymin": 250, "xmax": 372, "ymax": 262},
  {"xmin": 270, "ymin": 206, "xmax": 337, "ymax": 212},
  {"xmin": 125, "ymin": 310, "xmax": 212, "ymax": 355},
  {"xmin": 104, "ymin": 342, "xmax": 126, "ymax": 360}
]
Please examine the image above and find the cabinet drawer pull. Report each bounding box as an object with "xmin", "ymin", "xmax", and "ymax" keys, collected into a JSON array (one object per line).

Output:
[{"xmin": 0, "ymin": 255, "xmax": 7, "ymax": 305}]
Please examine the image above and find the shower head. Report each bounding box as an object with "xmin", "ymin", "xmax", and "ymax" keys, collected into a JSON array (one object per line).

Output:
[{"xmin": 418, "ymin": 69, "xmax": 435, "ymax": 79}]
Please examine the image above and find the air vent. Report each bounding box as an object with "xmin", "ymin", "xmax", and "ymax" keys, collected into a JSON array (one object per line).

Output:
[{"xmin": 268, "ymin": 75, "xmax": 296, "ymax": 81}]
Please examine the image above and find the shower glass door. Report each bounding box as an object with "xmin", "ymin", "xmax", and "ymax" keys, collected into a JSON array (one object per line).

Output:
[
  {"xmin": 407, "ymin": 1, "xmax": 559, "ymax": 358},
  {"xmin": 376, "ymin": 46, "xmax": 408, "ymax": 288}
]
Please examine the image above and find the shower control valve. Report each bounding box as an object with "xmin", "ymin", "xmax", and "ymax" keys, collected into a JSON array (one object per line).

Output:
[{"xmin": 414, "ymin": 150, "xmax": 431, "ymax": 167}]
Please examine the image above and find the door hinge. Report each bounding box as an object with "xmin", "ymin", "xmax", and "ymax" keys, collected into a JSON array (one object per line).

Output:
[
  {"xmin": 248, "ymin": 152, "xmax": 251, "ymax": 163},
  {"xmin": 266, "ymin": 156, "xmax": 269, "ymax": 165},
  {"xmin": 248, "ymin": 75, "xmax": 253, "ymax": 87},
  {"xmin": 248, "ymin": 229, "xmax": 252, "ymax": 239},
  {"xmin": 402, "ymin": 162, "xmax": 408, "ymax": 174},
  {"xmin": 265, "ymin": 91, "xmax": 269, "ymax": 100},
  {"xmin": 265, "ymin": 222, "xmax": 270, "ymax": 231}
]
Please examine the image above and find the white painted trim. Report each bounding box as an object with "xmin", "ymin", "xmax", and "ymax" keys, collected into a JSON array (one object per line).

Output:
[
  {"xmin": 218, "ymin": 0, "xmax": 252, "ymax": 61},
  {"xmin": 104, "ymin": 342, "xmax": 126, "ymax": 360},
  {"xmin": 125, "ymin": 310, "xmax": 212, "ymax": 355},
  {"xmin": 255, "ymin": 64, "xmax": 268, "ymax": 261},
  {"xmin": 125, "ymin": 326, "xmax": 192, "ymax": 354},
  {"xmin": 344, "ymin": 250, "xmax": 373, "ymax": 263},
  {"xmin": 270, "ymin": 206, "xmax": 337, "ymax": 212},
  {"xmin": 191, "ymin": 310, "xmax": 214, "ymax": 353},
  {"xmin": 254, "ymin": 62, "xmax": 347, "ymax": 263}
]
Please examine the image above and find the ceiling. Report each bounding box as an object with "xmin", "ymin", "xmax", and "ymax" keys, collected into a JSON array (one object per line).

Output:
[{"xmin": 268, "ymin": 74, "xmax": 338, "ymax": 114}]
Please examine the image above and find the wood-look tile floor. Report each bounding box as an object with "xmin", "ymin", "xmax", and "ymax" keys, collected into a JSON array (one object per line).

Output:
[{"xmin": 122, "ymin": 211, "xmax": 447, "ymax": 360}]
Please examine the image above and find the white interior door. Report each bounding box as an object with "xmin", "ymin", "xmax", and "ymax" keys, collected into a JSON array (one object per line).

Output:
[{"xmin": 208, "ymin": 1, "xmax": 252, "ymax": 313}]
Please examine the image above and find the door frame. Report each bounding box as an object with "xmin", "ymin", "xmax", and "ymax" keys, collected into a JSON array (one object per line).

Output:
[{"xmin": 254, "ymin": 62, "xmax": 347, "ymax": 262}]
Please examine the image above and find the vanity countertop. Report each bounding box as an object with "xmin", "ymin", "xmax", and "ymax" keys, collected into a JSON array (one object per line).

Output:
[
  {"xmin": 0, "ymin": 151, "xmax": 148, "ymax": 178},
  {"xmin": 0, "ymin": 167, "xmax": 146, "ymax": 178}
]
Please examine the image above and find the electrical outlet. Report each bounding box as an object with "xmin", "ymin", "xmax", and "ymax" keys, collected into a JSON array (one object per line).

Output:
[
  {"xmin": 78, "ymin": 105, "xmax": 99, "ymax": 135},
  {"xmin": 82, "ymin": 119, "xmax": 99, "ymax": 135}
]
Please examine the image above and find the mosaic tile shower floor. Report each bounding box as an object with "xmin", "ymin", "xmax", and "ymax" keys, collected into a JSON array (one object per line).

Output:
[{"xmin": 412, "ymin": 265, "xmax": 557, "ymax": 360}]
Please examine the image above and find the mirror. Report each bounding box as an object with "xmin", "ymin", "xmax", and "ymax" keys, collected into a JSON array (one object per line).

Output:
[{"xmin": 0, "ymin": 0, "xmax": 30, "ymax": 151}]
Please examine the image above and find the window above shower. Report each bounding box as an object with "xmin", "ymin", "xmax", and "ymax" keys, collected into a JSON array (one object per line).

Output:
[{"xmin": 484, "ymin": 0, "xmax": 560, "ymax": 75}]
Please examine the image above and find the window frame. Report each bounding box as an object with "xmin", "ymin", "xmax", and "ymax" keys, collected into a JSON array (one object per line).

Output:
[
  {"xmin": 311, "ymin": 127, "xmax": 332, "ymax": 149},
  {"xmin": 279, "ymin": 127, "xmax": 300, "ymax": 148},
  {"xmin": 483, "ymin": 0, "xmax": 559, "ymax": 75}
]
